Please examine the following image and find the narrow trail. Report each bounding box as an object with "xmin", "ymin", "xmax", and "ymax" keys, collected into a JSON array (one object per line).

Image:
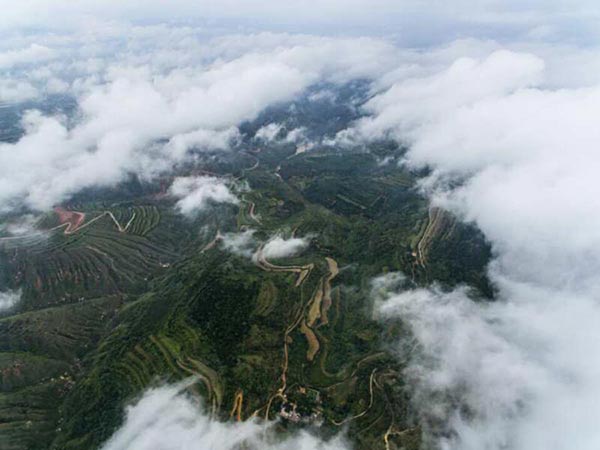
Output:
[
  {"xmin": 78, "ymin": 210, "xmax": 136, "ymax": 234},
  {"xmin": 238, "ymin": 200, "xmax": 380, "ymax": 431},
  {"xmin": 239, "ymin": 196, "xmax": 262, "ymax": 225},
  {"xmin": 0, "ymin": 209, "xmax": 136, "ymax": 243},
  {"xmin": 232, "ymin": 153, "xmax": 259, "ymax": 182},
  {"xmin": 260, "ymin": 305, "xmax": 305, "ymax": 420},
  {"xmin": 320, "ymin": 351, "xmax": 387, "ymax": 388},
  {"xmin": 330, "ymin": 369, "xmax": 378, "ymax": 426},
  {"xmin": 254, "ymin": 246, "xmax": 313, "ymax": 287},
  {"xmin": 307, "ymin": 281, "xmax": 324, "ymax": 327},
  {"xmin": 384, "ymin": 425, "xmax": 420, "ymax": 450},
  {"xmin": 414, "ymin": 207, "xmax": 445, "ymax": 268},
  {"xmin": 230, "ymin": 390, "xmax": 244, "ymax": 422},
  {"xmin": 200, "ymin": 230, "xmax": 223, "ymax": 253},
  {"xmin": 254, "ymin": 256, "xmax": 342, "ymax": 420},
  {"xmin": 247, "ymin": 201, "xmax": 262, "ymax": 224},
  {"xmin": 56, "ymin": 208, "xmax": 136, "ymax": 235},
  {"xmin": 300, "ymin": 319, "xmax": 320, "ymax": 361},
  {"xmin": 124, "ymin": 211, "xmax": 137, "ymax": 232},
  {"xmin": 302, "ymin": 257, "xmax": 339, "ymax": 362},
  {"xmin": 315, "ymin": 257, "xmax": 339, "ymax": 327},
  {"xmin": 176, "ymin": 357, "xmax": 223, "ymax": 418},
  {"xmin": 85, "ymin": 245, "xmax": 135, "ymax": 283},
  {"xmin": 245, "ymin": 155, "xmax": 259, "ymax": 171},
  {"xmin": 54, "ymin": 207, "xmax": 86, "ymax": 233},
  {"xmin": 274, "ymin": 165, "xmax": 283, "ymax": 181},
  {"xmin": 279, "ymin": 310, "xmax": 305, "ymax": 394}
]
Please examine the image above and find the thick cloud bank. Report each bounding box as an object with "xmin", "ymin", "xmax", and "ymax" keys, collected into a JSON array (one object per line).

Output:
[
  {"xmin": 100, "ymin": 380, "xmax": 346, "ymax": 450},
  {"xmin": 361, "ymin": 48, "xmax": 600, "ymax": 449}
]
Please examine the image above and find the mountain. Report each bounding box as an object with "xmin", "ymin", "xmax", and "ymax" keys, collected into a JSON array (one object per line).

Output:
[{"xmin": 0, "ymin": 93, "xmax": 491, "ymax": 450}]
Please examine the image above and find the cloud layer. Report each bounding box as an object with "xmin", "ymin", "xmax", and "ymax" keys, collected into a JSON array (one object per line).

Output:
[
  {"xmin": 0, "ymin": 29, "xmax": 397, "ymax": 213},
  {"xmin": 360, "ymin": 46, "xmax": 600, "ymax": 450},
  {"xmin": 2, "ymin": 1, "xmax": 599, "ymax": 45}
]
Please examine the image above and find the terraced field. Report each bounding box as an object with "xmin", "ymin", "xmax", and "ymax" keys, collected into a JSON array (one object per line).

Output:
[
  {"xmin": 0, "ymin": 203, "xmax": 193, "ymax": 311},
  {"xmin": 0, "ymin": 295, "xmax": 122, "ymax": 450},
  {"xmin": 0, "ymin": 196, "xmax": 222, "ymax": 449},
  {"xmin": 0, "ymin": 138, "xmax": 491, "ymax": 450}
]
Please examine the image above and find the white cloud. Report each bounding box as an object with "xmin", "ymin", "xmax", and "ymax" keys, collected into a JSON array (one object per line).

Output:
[
  {"xmin": 221, "ymin": 230, "xmax": 310, "ymax": 260},
  {"xmin": 260, "ymin": 235, "xmax": 309, "ymax": 259},
  {"xmin": 285, "ymin": 127, "xmax": 308, "ymax": 144},
  {"xmin": 346, "ymin": 50, "xmax": 545, "ymax": 149},
  {"xmin": 169, "ymin": 176, "xmax": 239, "ymax": 217},
  {"xmin": 0, "ymin": 78, "xmax": 39, "ymax": 103},
  {"xmin": 164, "ymin": 128, "xmax": 238, "ymax": 161},
  {"xmin": 0, "ymin": 289, "xmax": 21, "ymax": 311},
  {"xmin": 255, "ymin": 123, "xmax": 307, "ymax": 145},
  {"xmin": 0, "ymin": 30, "xmax": 398, "ymax": 213},
  {"xmin": 1, "ymin": 1, "xmax": 599, "ymax": 46},
  {"xmin": 2, "ymin": 214, "xmax": 39, "ymax": 236},
  {"xmin": 101, "ymin": 380, "xmax": 347, "ymax": 450},
  {"xmin": 220, "ymin": 229, "xmax": 258, "ymax": 257},
  {"xmin": 255, "ymin": 123, "xmax": 283, "ymax": 141},
  {"xmin": 0, "ymin": 44, "xmax": 56, "ymax": 69},
  {"xmin": 358, "ymin": 46, "xmax": 600, "ymax": 450}
]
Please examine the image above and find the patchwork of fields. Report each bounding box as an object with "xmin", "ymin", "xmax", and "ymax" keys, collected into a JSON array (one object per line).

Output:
[{"xmin": 0, "ymin": 138, "xmax": 491, "ymax": 450}]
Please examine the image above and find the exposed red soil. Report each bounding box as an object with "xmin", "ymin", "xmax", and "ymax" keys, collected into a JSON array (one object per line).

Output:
[{"xmin": 54, "ymin": 207, "xmax": 86, "ymax": 233}]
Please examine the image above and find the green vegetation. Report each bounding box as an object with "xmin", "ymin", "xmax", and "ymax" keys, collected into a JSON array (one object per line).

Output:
[{"xmin": 0, "ymin": 124, "xmax": 491, "ymax": 449}]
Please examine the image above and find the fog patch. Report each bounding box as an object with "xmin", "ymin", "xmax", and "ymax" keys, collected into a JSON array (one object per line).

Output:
[
  {"xmin": 101, "ymin": 380, "xmax": 348, "ymax": 450},
  {"xmin": 0, "ymin": 289, "xmax": 21, "ymax": 312},
  {"xmin": 2, "ymin": 214, "xmax": 39, "ymax": 236},
  {"xmin": 261, "ymin": 235, "xmax": 309, "ymax": 260},
  {"xmin": 220, "ymin": 229, "xmax": 258, "ymax": 257},
  {"xmin": 255, "ymin": 123, "xmax": 308, "ymax": 146},
  {"xmin": 255, "ymin": 123, "xmax": 284, "ymax": 141}
]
